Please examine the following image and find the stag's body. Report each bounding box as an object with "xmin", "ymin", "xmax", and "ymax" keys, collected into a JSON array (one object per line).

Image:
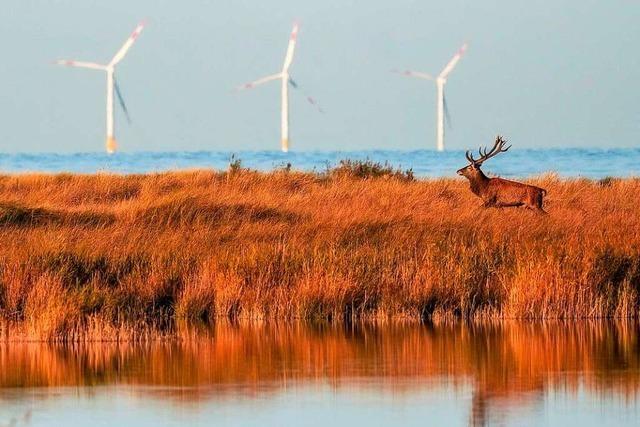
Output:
[{"xmin": 458, "ymin": 136, "xmax": 547, "ymax": 212}]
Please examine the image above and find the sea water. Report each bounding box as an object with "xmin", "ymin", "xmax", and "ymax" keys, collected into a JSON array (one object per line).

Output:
[{"xmin": 0, "ymin": 148, "xmax": 638, "ymax": 178}]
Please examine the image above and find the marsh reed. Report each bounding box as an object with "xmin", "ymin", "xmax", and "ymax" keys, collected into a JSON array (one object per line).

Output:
[{"xmin": 0, "ymin": 164, "xmax": 638, "ymax": 339}]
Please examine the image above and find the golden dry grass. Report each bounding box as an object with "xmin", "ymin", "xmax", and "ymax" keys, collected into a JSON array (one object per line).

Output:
[{"xmin": 0, "ymin": 166, "xmax": 638, "ymax": 338}]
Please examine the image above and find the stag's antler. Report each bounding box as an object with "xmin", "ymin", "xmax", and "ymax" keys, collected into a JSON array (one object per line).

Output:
[{"xmin": 466, "ymin": 135, "xmax": 511, "ymax": 165}]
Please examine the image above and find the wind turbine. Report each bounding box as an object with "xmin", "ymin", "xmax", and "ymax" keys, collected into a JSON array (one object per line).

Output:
[
  {"xmin": 55, "ymin": 22, "xmax": 146, "ymax": 154},
  {"xmin": 394, "ymin": 43, "xmax": 468, "ymax": 151},
  {"xmin": 237, "ymin": 23, "xmax": 320, "ymax": 153}
]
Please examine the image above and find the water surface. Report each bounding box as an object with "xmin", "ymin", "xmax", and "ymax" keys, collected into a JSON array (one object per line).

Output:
[
  {"xmin": 1, "ymin": 149, "xmax": 639, "ymax": 178},
  {"xmin": 1, "ymin": 321, "xmax": 638, "ymax": 426}
]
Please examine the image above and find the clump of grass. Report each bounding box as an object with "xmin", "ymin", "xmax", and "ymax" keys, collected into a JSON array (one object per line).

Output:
[
  {"xmin": 0, "ymin": 202, "xmax": 114, "ymax": 228},
  {"xmin": 175, "ymin": 266, "xmax": 217, "ymax": 322},
  {"xmin": 227, "ymin": 154, "xmax": 243, "ymax": 174},
  {"xmin": 598, "ymin": 176, "xmax": 619, "ymax": 187},
  {"xmin": 330, "ymin": 159, "xmax": 415, "ymax": 181},
  {"xmin": 23, "ymin": 274, "xmax": 80, "ymax": 340},
  {"xmin": 0, "ymin": 167, "xmax": 638, "ymax": 340}
]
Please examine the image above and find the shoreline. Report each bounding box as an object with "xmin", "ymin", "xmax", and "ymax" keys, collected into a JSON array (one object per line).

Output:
[
  {"xmin": 1, "ymin": 317, "xmax": 638, "ymax": 343},
  {"xmin": 0, "ymin": 164, "xmax": 639, "ymax": 340}
]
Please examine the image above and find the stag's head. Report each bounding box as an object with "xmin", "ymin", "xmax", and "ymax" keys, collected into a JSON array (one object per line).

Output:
[{"xmin": 457, "ymin": 136, "xmax": 511, "ymax": 179}]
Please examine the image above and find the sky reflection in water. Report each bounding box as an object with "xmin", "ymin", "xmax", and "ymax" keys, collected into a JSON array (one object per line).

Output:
[{"xmin": 0, "ymin": 321, "xmax": 639, "ymax": 426}]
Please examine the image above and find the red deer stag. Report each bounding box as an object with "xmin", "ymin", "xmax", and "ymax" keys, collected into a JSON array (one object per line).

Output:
[{"xmin": 457, "ymin": 136, "xmax": 547, "ymax": 212}]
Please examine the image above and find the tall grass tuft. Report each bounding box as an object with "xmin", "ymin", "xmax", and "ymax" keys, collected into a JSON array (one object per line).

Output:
[{"xmin": 329, "ymin": 159, "xmax": 415, "ymax": 181}]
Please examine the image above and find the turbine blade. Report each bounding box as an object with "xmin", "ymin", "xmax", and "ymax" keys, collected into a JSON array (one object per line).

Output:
[
  {"xmin": 443, "ymin": 93, "xmax": 452, "ymax": 129},
  {"xmin": 110, "ymin": 21, "xmax": 146, "ymax": 66},
  {"xmin": 235, "ymin": 73, "xmax": 282, "ymax": 91},
  {"xmin": 305, "ymin": 95, "xmax": 324, "ymax": 113},
  {"xmin": 282, "ymin": 22, "xmax": 299, "ymax": 72},
  {"xmin": 438, "ymin": 42, "xmax": 468, "ymax": 80},
  {"xmin": 289, "ymin": 77, "xmax": 324, "ymax": 113},
  {"xmin": 54, "ymin": 60, "xmax": 107, "ymax": 71},
  {"xmin": 113, "ymin": 77, "xmax": 132, "ymax": 124},
  {"xmin": 391, "ymin": 69, "xmax": 434, "ymax": 81}
]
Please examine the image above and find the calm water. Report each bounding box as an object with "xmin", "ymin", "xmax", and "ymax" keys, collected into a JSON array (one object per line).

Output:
[
  {"xmin": 1, "ymin": 148, "xmax": 639, "ymax": 178},
  {"xmin": 1, "ymin": 322, "xmax": 639, "ymax": 426}
]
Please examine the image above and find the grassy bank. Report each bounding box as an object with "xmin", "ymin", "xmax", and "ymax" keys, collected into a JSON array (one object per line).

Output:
[{"xmin": 0, "ymin": 163, "xmax": 639, "ymax": 339}]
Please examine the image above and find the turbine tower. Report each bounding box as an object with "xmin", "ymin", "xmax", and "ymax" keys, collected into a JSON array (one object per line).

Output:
[
  {"xmin": 55, "ymin": 22, "xmax": 146, "ymax": 154},
  {"xmin": 394, "ymin": 43, "xmax": 468, "ymax": 151},
  {"xmin": 236, "ymin": 23, "xmax": 301, "ymax": 153}
]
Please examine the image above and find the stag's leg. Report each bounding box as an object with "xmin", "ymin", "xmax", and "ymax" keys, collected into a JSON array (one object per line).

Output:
[
  {"xmin": 531, "ymin": 192, "xmax": 547, "ymax": 214},
  {"xmin": 522, "ymin": 200, "xmax": 547, "ymax": 213},
  {"xmin": 481, "ymin": 196, "xmax": 497, "ymax": 208},
  {"xmin": 524, "ymin": 204, "xmax": 547, "ymax": 213}
]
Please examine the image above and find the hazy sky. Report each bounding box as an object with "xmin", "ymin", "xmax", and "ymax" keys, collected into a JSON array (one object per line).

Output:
[{"xmin": 1, "ymin": 0, "xmax": 639, "ymax": 152}]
